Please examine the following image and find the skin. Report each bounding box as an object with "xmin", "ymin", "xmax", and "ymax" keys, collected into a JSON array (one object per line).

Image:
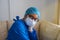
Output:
[
  {"xmin": 23, "ymin": 14, "xmax": 38, "ymax": 32},
  {"xmin": 29, "ymin": 14, "xmax": 38, "ymax": 19},
  {"xmin": 23, "ymin": 14, "xmax": 38, "ymax": 21}
]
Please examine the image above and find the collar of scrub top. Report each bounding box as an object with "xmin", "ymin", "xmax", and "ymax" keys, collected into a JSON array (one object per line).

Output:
[{"xmin": 13, "ymin": 16, "xmax": 20, "ymax": 21}]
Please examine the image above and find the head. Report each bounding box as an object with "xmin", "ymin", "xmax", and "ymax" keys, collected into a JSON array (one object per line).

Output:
[{"xmin": 24, "ymin": 7, "xmax": 40, "ymax": 27}]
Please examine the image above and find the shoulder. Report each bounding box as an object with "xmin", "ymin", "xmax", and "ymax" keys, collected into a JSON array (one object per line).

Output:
[
  {"xmin": 13, "ymin": 16, "xmax": 24, "ymax": 26},
  {"xmin": 14, "ymin": 19, "xmax": 23, "ymax": 24},
  {"xmin": 12, "ymin": 19, "xmax": 25, "ymax": 29}
]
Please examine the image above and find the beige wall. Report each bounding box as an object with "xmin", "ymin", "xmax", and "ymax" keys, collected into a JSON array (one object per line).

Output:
[
  {"xmin": 58, "ymin": 0, "xmax": 60, "ymax": 25},
  {"xmin": 44, "ymin": 0, "xmax": 58, "ymax": 24},
  {"xmin": 59, "ymin": 8, "xmax": 60, "ymax": 25}
]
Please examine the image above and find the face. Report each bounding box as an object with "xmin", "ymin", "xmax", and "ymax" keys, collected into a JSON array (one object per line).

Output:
[
  {"xmin": 27, "ymin": 14, "xmax": 38, "ymax": 22},
  {"xmin": 25, "ymin": 14, "xmax": 38, "ymax": 27}
]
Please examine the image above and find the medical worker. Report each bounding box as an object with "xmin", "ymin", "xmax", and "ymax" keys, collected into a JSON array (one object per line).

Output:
[{"xmin": 7, "ymin": 7, "xmax": 40, "ymax": 40}]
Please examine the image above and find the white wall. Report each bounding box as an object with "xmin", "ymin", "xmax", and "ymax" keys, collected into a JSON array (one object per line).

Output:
[
  {"xmin": 0, "ymin": 0, "xmax": 58, "ymax": 24},
  {"xmin": 9, "ymin": 0, "xmax": 45, "ymax": 20},
  {"xmin": 0, "ymin": 0, "xmax": 9, "ymax": 21}
]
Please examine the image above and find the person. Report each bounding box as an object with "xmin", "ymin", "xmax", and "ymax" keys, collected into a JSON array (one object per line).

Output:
[{"xmin": 7, "ymin": 7, "xmax": 40, "ymax": 40}]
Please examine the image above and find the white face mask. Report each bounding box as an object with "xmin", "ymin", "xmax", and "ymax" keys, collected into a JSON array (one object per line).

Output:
[{"xmin": 25, "ymin": 17, "xmax": 37, "ymax": 27}]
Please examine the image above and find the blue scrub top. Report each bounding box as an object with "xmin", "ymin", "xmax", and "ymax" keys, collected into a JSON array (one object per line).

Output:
[{"xmin": 7, "ymin": 18, "xmax": 38, "ymax": 40}]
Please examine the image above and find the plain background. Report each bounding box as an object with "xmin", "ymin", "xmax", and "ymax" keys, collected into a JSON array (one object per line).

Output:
[{"xmin": 0, "ymin": 0, "xmax": 59, "ymax": 24}]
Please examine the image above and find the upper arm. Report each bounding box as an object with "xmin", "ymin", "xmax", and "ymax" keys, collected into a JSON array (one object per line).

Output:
[{"xmin": 8, "ymin": 21, "xmax": 30, "ymax": 40}]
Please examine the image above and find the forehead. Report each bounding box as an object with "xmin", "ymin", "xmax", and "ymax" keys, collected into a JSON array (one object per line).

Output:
[{"xmin": 28, "ymin": 14, "xmax": 38, "ymax": 18}]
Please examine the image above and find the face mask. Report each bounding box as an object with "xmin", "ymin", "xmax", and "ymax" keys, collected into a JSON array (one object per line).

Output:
[{"xmin": 25, "ymin": 17, "xmax": 37, "ymax": 27}]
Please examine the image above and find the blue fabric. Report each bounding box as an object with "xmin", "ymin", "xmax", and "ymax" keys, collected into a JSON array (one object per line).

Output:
[
  {"xmin": 7, "ymin": 16, "xmax": 38, "ymax": 40},
  {"xmin": 28, "ymin": 29, "xmax": 38, "ymax": 40},
  {"xmin": 25, "ymin": 7, "xmax": 40, "ymax": 19}
]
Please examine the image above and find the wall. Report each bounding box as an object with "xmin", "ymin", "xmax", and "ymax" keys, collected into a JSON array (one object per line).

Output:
[
  {"xmin": 0, "ymin": 0, "xmax": 59, "ymax": 24},
  {"xmin": 58, "ymin": 0, "xmax": 60, "ymax": 25},
  {"xmin": 9, "ymin": 0, "xmax": 45, "ymax": 20},
  {"xmin": 0, "ymin": 0, "xmax": 9, "ymax": 21},
  {"xmin": 44, "ymin": 0, "xmax": 58, "ymax": 24}
]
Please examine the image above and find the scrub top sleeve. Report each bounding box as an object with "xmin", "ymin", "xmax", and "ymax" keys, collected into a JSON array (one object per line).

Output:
[{"xmin": 10, "ymin": 21, "xmax": 30, "ymax": 40}]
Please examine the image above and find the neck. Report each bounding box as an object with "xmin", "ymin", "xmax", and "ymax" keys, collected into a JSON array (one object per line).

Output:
[{"xmin": 29, "ymin": 27, "xmax": 33, "ymax": 32}]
